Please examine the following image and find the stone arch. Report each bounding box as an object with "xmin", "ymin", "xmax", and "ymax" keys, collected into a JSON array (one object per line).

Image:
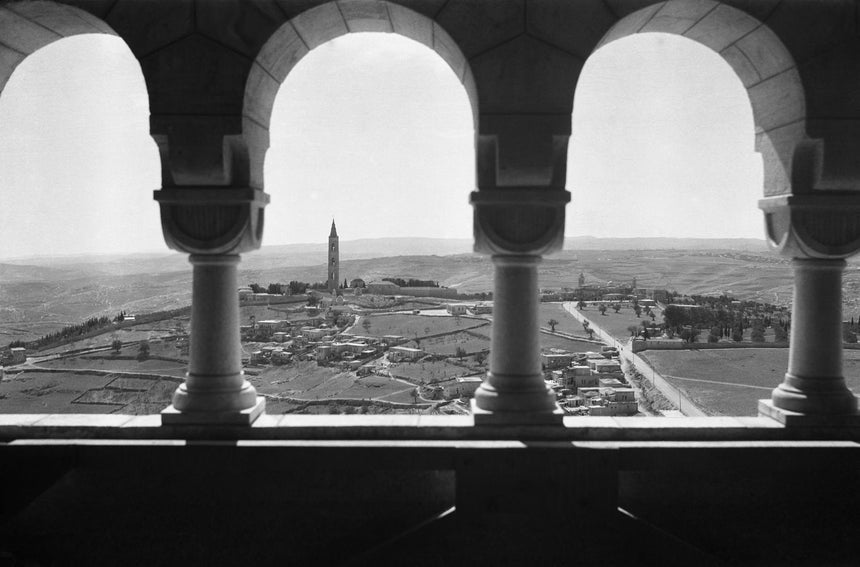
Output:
[
  {"xmin": 592, "ymin": 0, "xmax": 807, "ymax": 198},
  {"xmin": 241, "ymin": 0, "xmax": 478, "ymax": 189},
  {"xmin": 0, "ymin": 1, "xmax": 117, "ymax": 95}
]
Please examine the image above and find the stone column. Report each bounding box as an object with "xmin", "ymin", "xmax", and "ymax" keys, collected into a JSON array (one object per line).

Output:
[
  {"xmin": 480, "ymin": 255, "xmax": 556, "ymax": 413},
  {"xmin": 759, "ymin": 193, "xmax": 860, "ymax": 421},
  {"xmin": 471, "ymin": 188, "xmax": 569, "ymax": 424},
  {"xmin": 772, "ymin": 259, "xmax": 856, "ymax": 414},
  {"xmin": 155, "ymin": 187, "xmax": 269, "ymax": 425}
]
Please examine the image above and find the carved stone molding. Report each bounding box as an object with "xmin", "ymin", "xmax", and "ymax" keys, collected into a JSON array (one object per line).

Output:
[
  {"xmin": 759, "ymin": 192, "xmax": 860, "ymax": 259},
  {"xmin": 471, "ymin": 187, "xmax": 570, "ymax": 256},
  {"xmin": 154, "ymin": 187, "xmax": 269, "ymax": 255}
]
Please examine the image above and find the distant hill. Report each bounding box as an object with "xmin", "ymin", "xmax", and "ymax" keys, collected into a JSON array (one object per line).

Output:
[
  {"xmin": 4, "ymin": 235, "xmax": 860, "ymax": 345},
  {"xmin": 561, "ymin": 236, "xmax": 769, "ymax": 252},
  {"xmin": 0, "ymin": 235, "xmax": 769, "ymax": 273}
]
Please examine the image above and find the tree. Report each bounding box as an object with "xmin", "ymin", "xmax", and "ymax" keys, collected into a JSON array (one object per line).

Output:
[
  {"xmin": 612, "ymin": 304, "xmax": 621, "ymax": 313},
  {"xmin": 634, "ymin": 305, "xmax": 642, "ymax": 318},
  {"xmin": 288, "ymin": 281, "xmax": 309, "ymax": 295},
  {"xmin": 362, "ymin": 318, "xmax": 372, "ymax": 333},
  {"xmin": 585, "ymin": 328, "xmax": 595, "ymax": 340},
  {"xmin": 750, "ymin": 326, "xmax": 765, "ymax": 343},
  {"xmin": 844, "ymin": 327, "xmax": 858, "ymax": 344},
  {"xmin": 249, "ymin": 283, "xmax": 264, "ymax": 293},
  {"xmin": 547, "ymin": 319, "xmax": 559, "ymax": 332},
  {"xmin": 454, "ymin": 346, "xmax": 467, "ymax": 359},
  {"xmin": 577, "ymin": 300, "xmax": 586, "ymax": 310},
  {"xmin": 731, "ymin": 326, "xmax": 744, "ymax": 342},
  {"xmin": 307, "ymin": 295, "xmax": 319, "ymax": 307},
  {"xmin": 708, "ymin": 326, "xmax": 721, "ymax": 343},
  {"xmin": 598, "ymin": 304, "xmax": 607, "ymax": 316},
  {"xmin": 679, "ymin": 327, "xmax": 700, "ymax": 344},
  {"xmin": 663, "ymin": 305, "xmax": 688, "ymax": 330},
  {"xmin": 627, "ymin": 325, "xmax": 639, "ymax": 337},
  {"xmin": 137, "ymin": 339, "xmax": 150, "ymax": 361},
  {"xmin": 111, "ymin": 339, "xmax": 123, "ymax": 353},
  {"xmin": 267, "ymin": 283, "xmax": 283, "ymax": 295},
  {"xmin": 773, "ymin": 324, "xmax": 788, "ymax": 343}
]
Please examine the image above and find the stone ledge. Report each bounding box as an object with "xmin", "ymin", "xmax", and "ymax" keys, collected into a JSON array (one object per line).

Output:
[{"xmin": 0, "ymin": 412, "xmax": 857, "ymax": 443}]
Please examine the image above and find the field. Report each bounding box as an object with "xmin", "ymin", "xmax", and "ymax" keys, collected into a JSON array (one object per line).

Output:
[
  {"xmin": 642, "ymin": 349, "xmax": 860, "ymax": 416},
  {"xmin": 38, "ymin": 352, "xmax": 187, "ymax": 378},
  {"xmin": 539, "ymin": 333, "xmax": 603, "ymax": 352},
  {"xmin": 539, "ymin": 303, "xmax": 593, "ymax": 337},
  {"xmin": 575, "ymin": 303, "xmax": 659, "ymax": 340},
  {"xmin": 389, "ymin": 359, "xmax": 479, "ymax": 385},
  {"xmin": 0, "ymin": 370, "xmax": 178, "ymax": 414},
  {"xmin": 356, "ymin": 313, "xmax": 487, "ymax": 339},
  {"xmin": 411, "ymin": 329, "xmax": 490, "ymax": 356},
  {"xmin": 239, "ymin": 304, "xmax": 309, "ymax": 322},
  {"xmin": 251, "ymin": 360, "xmax": 413, "ymax": 404}
]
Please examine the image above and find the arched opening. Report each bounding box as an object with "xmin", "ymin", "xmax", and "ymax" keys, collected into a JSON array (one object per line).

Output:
[
  {"xmin": 264, "ymin": 33, "xmax": 474, "ymax": 246},
  {"xmin": 239, "ymin": 19, "xmax": 475, "ymax": 415},
  {"xmin": 569, "ymin": 32, "xmax": 762, "ymax": 240},
  {"xmin": 0, "ymin": 33, "xmax": 162, "ymax": 414},
  {"xmin": 0, "ymin": 35, "xmax": 160, "ymax": 259},
  {"xmin": 567, "ymin": 17, "xmax": 811, "ymax": 418}
]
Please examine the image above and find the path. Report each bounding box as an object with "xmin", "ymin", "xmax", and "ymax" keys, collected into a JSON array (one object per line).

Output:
[{"xmin": 561, "ymin": 302, "xmax": 707, "ymax": 417}]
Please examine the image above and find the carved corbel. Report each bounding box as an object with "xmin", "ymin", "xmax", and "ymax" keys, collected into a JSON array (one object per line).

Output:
[
  {"xmin": 153, "ymin": 187, "xmax": 270, "ymax": 255},
  {"xmin": 471, "ymin": 187, "xmax": 571, "ymax": 256},
  {"xmin": 760, "ymin": 192, "xmax": 860, "ymax": 260}
]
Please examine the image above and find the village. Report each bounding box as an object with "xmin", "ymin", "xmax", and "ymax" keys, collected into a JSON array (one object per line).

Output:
[{"xmin": 0, "ymin": 221, "xmax": 816, "ymax": 418}]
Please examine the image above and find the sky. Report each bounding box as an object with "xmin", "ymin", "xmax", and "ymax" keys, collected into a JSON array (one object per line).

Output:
[{"xmin": 0, "ymin": 31, "xmax": 763, "ymax": 260}]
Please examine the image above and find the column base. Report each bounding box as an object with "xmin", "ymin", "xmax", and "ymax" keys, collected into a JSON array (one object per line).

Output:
[
  {"xmin": 758, "ymin": 399, "xmax": 860, "ymax": 427},
  {"xmin": 770, "ymin": 375, "xmax": 858, "ymax": 415},
  {"xmin": 471, "ymin": 399, "xmax": 564, "ymax": 426},
  {"xmin": 161, "ymin": 396, "xmax": 266, "ymax": 425}
]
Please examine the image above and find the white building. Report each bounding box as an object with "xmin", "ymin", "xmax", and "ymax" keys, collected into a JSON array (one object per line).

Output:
[
  {"xmin": 389, "ymin": 346, "xmax": 423, "ymax": 362},
  {"xmin": 10, "ymin": 347, "xmax": 26, "ymax": 364},
  {"xmin": 446, "ymin": 303, "xmax": 469, "ymax": 315},
  {"xmin": 442, "ymin": 376, "xmax": 483, "ymax": 399}
]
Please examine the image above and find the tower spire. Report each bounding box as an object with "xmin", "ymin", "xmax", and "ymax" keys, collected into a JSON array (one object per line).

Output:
[{"xmin": 327, "ymin": 219, "xmax": 340, "ymax": 293}]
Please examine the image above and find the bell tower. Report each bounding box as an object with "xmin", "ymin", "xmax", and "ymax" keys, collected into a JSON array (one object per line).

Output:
[{"xmin": 327, "ymin": 219, "xmax": 339, "ymax": 293}]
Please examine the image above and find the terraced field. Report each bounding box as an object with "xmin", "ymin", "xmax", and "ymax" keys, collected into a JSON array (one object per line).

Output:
[{"xmin": 643, "ymin": 348, "xmax": 860, "ymax": 416}]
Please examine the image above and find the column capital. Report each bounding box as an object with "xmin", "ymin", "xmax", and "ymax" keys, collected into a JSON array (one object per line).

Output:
[
  {"xmin": 759, "ymin": 192, "xmax": 860, "ymax": 259},
  {"xmin": 471, "ymin": 187, "xmax": 570, "ymax": 256},
  {"xmin": 154, "ymin": 187, "xmax": 269, "ymax": 255}
]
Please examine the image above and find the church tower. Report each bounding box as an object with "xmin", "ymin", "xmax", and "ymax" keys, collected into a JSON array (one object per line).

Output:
[{"xmin": 327, "ymin": 219, "xmax": 339, "ymax": 293}]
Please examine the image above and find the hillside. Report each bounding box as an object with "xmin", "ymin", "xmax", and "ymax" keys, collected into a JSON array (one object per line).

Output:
[{"xmin": 2, "ymin": 236, "xmax": 859, "ymax": 344}]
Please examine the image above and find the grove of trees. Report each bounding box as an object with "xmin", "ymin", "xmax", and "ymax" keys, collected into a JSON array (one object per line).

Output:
[{"xmin": 382, "ymin": 277, "xmax": 439, "ymax": 288}]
